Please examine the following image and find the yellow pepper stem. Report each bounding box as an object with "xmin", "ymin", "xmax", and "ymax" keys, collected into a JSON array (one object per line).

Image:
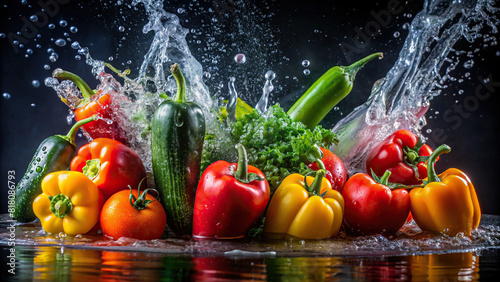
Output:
[
  {"xmin": 48, "ymin": 194, "xmax": 73, "ymax": 218},
  {"xmin": 426, "ymin": 144, "xmax": 451, "ymax": 183},
  {"xmin": 306, "ymin": 169, "xmax": 326, "ymax": 197}
]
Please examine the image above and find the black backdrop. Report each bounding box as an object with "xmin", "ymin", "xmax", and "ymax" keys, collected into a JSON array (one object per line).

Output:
[{"xmin": 1, "ymin": 0, "xmax": 499, "ymax": 215}]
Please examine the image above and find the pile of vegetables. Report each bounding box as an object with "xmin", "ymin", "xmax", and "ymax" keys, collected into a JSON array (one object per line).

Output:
[{"xmin": 12, "ymin": 52, "xmax": 481, "ymax": 242}]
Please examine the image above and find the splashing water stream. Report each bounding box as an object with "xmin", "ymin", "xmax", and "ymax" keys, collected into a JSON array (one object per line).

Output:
[{"xmin": 331, "ymin": 0, "xmax": 499, "ymax": 175}]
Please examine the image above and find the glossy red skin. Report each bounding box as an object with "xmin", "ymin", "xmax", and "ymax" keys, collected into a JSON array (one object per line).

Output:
[
  {"xmin": 308, "ymin": 147, "xmax": 347, "ymax": 191},
  {"xmin": 193, "ymin": 161, "xmax": 270, "ymax": 239},
  {"xmin": 70, "ymin": 138, "xmax": 147, "ymax": 199},
  {"xmin": 366, "ymin": 130, "xmax": 433, "ymax": 185},
  {"xmin": 342, "ymin": 173, "xmax": 410, "ymax": 235}
]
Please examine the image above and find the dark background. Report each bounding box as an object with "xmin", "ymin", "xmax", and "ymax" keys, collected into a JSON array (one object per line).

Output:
[{"xmin": 1, "ymin": 0, "xmax": 499, "ymax": 215}]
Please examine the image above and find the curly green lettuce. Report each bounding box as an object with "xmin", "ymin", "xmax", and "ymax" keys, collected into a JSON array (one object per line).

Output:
[{"xmin": 201, "ymin": 104, "xmax": 338, "ymax": 191}]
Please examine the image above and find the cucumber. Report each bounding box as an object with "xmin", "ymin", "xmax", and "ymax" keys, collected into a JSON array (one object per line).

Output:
[
  {"xmin": 14, "ymin": 117, "xmax": 94, "ymax": 222},
  {"xmin": 151, "ymin": 64, "xmax": 206, "ymax": 236}
]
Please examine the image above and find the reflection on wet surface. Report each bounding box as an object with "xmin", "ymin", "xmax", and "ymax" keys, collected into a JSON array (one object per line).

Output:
[
  {"xmin": 3, "ymin": 246, "xmax": 500, "ymax": 281},
  {"xmin": 1, "ymin": 215, "xmax": 499, "ymax": 280}
]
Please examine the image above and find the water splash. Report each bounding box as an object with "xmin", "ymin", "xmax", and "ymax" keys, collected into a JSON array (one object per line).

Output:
[
  {"xmin": 331, "ymin": 0, "xmax": 499, "ymax": 175},
  {"xmin": 255, "ymin": 70, "xmax": 276, "ymax": 114},
  {"xmin": 227, "ymin": 77, "xmax": 238, "ymax": 121}
]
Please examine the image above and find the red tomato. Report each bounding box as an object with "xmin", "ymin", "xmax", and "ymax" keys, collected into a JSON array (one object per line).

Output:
[{"xmin": 100, "ymin": 189, "xmax": 167, "ymax": 240}]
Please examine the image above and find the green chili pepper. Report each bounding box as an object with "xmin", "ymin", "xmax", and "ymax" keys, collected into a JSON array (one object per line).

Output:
[
  {"xmin": 287, "ymin": 52, "xmax": 383, "ymax": 129},
  {"xmin": 14, "ymin": 116, "xmax": 95, "ymax": 222}
]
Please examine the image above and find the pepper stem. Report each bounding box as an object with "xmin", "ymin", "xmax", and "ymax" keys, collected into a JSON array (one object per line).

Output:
[
  {"xmin": 82, "ymin": 159, "xmax": 101, "ymax": 180},
  {"xmin": 306, "ymin": 169, "xmax": 326, "ymax": 197},
  {"xmin": 170, "ymin": 63, "xmax": 187, "ymax": 103},
  {"xmin": 344, "ymin": 52, "xmax": 383, "ymax": 81},
  {"xmin": 52, "ymin": 69, "xmax": 94, "ymax": 101},
  {"xmin": 378, "ymin": 170, "xmax": 391, "ymax": 186},
  {"xmin": 62, "ymin": 116, "xmax": 95, "ymax": 145},
  {"xmin": 234, "ymin": 144, "xmax": 264, "ymax": 184},
  {"xmin": 49, "ymin": 194, "xmax": 73, "ymax": 218},
  {"xmin": 426, "ymin": 144, "xmax": 451, "ymax": 183}
]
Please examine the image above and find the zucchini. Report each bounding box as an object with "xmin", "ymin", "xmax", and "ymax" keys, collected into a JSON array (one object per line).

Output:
[
  {"xmin": 14, "ymin": 116, "xmax": 94, "ymax": 222},
  {"xmin": 151, "ymin": 63, "xmax": 206, "ymax": 236}
]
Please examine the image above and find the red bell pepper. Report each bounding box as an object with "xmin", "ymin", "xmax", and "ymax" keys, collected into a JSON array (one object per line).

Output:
[
  {"xmin": 70, "ymin": 138, "xmax": 146, "ymax": 199},
  {"xmin": 341, "ymin": 171, "xmax": 410, "ymax": 235},
  {"xmin": 308, "ymin": 146, "xmax": 347, "ymax": 191},
  {"xmin": 193, "ymin": 144, "xmax": 270, "ymax": 239},
  {"xmin": 53, "ymin": 69, "xmax": 129, "ymax": 145},
  {"xmin": 366, "ymin": 129, "xmax": 434, "ymax": 185}
]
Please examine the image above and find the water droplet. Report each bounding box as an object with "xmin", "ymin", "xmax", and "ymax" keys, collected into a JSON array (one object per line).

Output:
[
  {"xmin": 177, "ymin": 8, "xmax": 186, "ymax": 14},
  {"xmin": 402, "ymin": 23, "xmax": 410, "ymax": 30},
  {"xmin": 71, "ymin": 41, "xmax": 80, "ymax": 49},
  {"xmin": 265, "ymin": 70, "xmax": 276, "ymax": 80},
  {"xmin": 118, "ymin": 26, "xmax": 125, "ymax": 32},
  {"xmin": 458, "ymin": 89, "xmax": 464, "ymax": 95},
  {"xmin": 234, "ymin": 53, "xmax": 246, "ymax": 64},
  {"xmin": 434, "ymin": 111, "xmax": 439, "ymax": 115},
  {"xmin": 75, "ymin": 234, "xmax": 83, "ymax": 239},
  {"xmin": 303, "ymin": 69, "xmax": 310, "ymax": 75},
  {"xmin": 30, "ymin": 15, "xmax": 38, "ymax": 22},
  {"xmin": 203, "ymin": 71, "xmax": 211, "ymax": 79},
  {"xmin": 59, "ymin": 20, "xmax": 67, "ymax": 27},
  {"xmin": 49, "ymin": 53, "xmax": 58, "ymax": 62},
  {"xmin": 32, "ymin": 80, "xmax": 40, "ymax": 88},
  {"xmin": 0, "ymin": 33, "xmax": 5, "ymax": 38},
  {"xmin": 314, "ymin": 29, "xmax": 320, "ymax": 33},
  {"xmin": 483, "ymin": 77, "xmax": 490, "ymax": 83},
  {"xmin": 334, "ymin": 106, "xmax": 340, "ymax": 111},
  {"xmin": 108, "ymin": 56, "xmax": 114, "ymax": 61},
  {"xmin": 19, "ymin": 44, "xmax": 24, "ymax": 49},
  {"xmin": 47, "ymin": 48, "xmax": 54, "ymax": 54},
  {"xmin": 42, "ymin": 146, "xmax": 46, "ymax": 151},
  {"xmin": 58, "ymin": 232, "xmax": 67, "ymax": 238},
  {"xmin": 31, "ymin": 103, "xmax": 36, "ymax": 107},
  {"xmin": 426, "ymin": 129, "xmax": 432, "ymax": 134},
  {"xmin": 36, "ymin": 166, "xmax": 42, "ymax": 173},
  {"xmin": 393, "ymin": 31, "xmax": 400, "ymax": 38},
  {"xmin": 63, "ymin": 32, "xmax": 69, "ymax": 37},
  {"xmin": 70, "ymin": 26, "xmax": 78, "ymax": 33},
  {"xmin": 3, "ymin": 93, "xmax": 11, "ymax": 99},
  {"xmin": 463, "ymin": 59, "xmax": 474, "ymax": 69},
  {"xmin": 36, "ymin": 44, "xmax": 41, "ymax": 48},
  {"xmin": 127, "ymin": 60, "xmax": 132, "ymax": 64},
  {"xmin": 496, "ymin": 51, "xmax": 500, "ymax": 57},
  {"xmin": 21, "ymin": 0, "xmax": 28, "ymax": 5},
  {"xmin": 48, "ymin": 23, "xmax": 55, "ymax": 29},
  {"xmin": 55, "ymin": 38, "xmax": 66, "ymax": 47},
  {"xmin": 26, "ymin": 49, "xmax": 33, "ymax": 55},
  {"xmin": 44, "ymin": 64, "xmax": 50, "ymax": 70},
  {"xmin": 75, "ymin": 55, "xmax": 81, "ymax": 60},
  {"xmin": 301, "ymin": 60, "xmax": 310, "ymax": 67}
]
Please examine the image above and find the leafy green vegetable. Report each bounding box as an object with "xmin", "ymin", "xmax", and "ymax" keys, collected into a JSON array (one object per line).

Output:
[{"xmin": 201, "ymin": 104, "xmax": 338, "ymax": 191}]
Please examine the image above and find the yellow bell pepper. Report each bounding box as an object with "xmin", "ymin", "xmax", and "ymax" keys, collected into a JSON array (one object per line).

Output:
[
  {"xmin": 409, "ymin": 145, "xmax": 481, "ymax": 237},
  {"xmin": 33, "ymin": 171, "xmax": 101, "ymax": 235},
  {"xmin": 264, "ymin": 170, "xmax": 344, "ymax": 239}
]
